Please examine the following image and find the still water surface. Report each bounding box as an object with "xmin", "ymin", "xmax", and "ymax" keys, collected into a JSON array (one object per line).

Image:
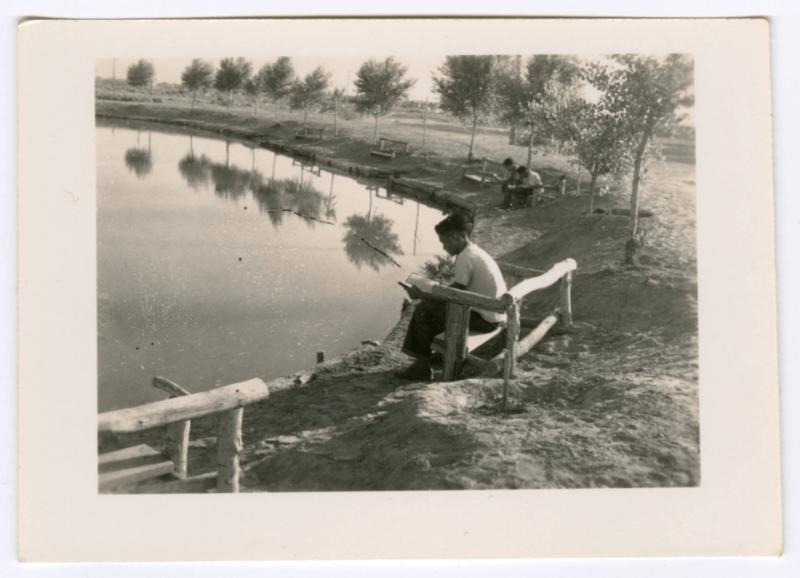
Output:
[{"xmin": 97, "ymin": 121, "xmax": 445, "ymax": 411}]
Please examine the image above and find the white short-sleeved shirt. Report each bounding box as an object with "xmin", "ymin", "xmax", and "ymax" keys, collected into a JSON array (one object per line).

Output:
[
  {"xmin": 521, "ymin": 169, "xmax": 543, "ymax": 187},
  {"xmin": 452, "ymin": 242, "xmax": 508, "ymax": 324}
]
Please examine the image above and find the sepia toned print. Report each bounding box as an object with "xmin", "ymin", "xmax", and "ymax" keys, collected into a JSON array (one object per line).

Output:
[
  {"xmin": 95, "ymin": 52, "xmax": 698, "ymax": 494},
  {"xmin": 18, "ymin": 18, "xmax": 781, "ymax": 561}
]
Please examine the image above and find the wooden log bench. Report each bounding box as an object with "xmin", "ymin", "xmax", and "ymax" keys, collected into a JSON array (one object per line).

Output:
[
  {"xmin": 462, "ymin": 157, "xmax": 505, "ymax": 188},
  {"xmin": 295, "ymin": 127, "xmax": 325, "ymax": 141},
  {"xmin": 370, "ymin": 137, "xmax": 411, "ymax": 160},
  {"xmin": 98, "ymin": 377, "xmax": 269, "ymax": 493},
  {"xmin": 428, "ymin": 258, "xmax": 577, "ymax": 410}
]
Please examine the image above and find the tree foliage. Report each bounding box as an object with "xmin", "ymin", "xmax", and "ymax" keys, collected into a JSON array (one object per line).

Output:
[
  {"xmin": 126, "ymin": 60, "xmax": 155, "ymax": 96},
  {"xmin": 354, "ymin": 57, "xmax": 415, "ymax": 142},
  {"xmin": 289, "ymin": 67, "xmax": 331, "ymax": 127},
  {"xmin": 591, "ymin": 54, "xmax": 693, "ymax": 262},
  {"xmin": 214, "ymin": 58, "xmax": 252, "ymax": 111},
  {"xmin": 260, "ymin": 57, "xmax": 295, "ymax": 121},
  {"xmin": 180, "ymin": 59, "xmax": 214, "ymax": 111},
  {"xmin": 496, "ymin": 55, "xmax": 581, "ymax": 168},
  {"xmin": 433, "ymin": 55, "xmax": 496, "ymax": 160}
]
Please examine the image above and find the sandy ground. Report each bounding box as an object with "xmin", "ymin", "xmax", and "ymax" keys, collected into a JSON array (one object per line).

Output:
[{"xmin": 97, "ymin": 93, "xmax": 699, "ymax": 492}]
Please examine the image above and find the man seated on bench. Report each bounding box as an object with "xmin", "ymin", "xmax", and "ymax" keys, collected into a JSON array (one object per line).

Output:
[
  {"xmin": 507, "ymin": 165, "xmax": 544, "ymax": 208},
  {"xmin": 499, "ymin": 157, "xmax": 518, "ymax": 209},
  {"xmin": 396, "ymin": 213, "xmax": 508, "ymax": 380}
]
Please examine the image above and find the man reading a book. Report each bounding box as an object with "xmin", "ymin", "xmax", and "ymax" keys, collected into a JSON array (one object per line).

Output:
[{"xmin": 397, "ymin": 213, "xmax": 507, "ymax": 380}]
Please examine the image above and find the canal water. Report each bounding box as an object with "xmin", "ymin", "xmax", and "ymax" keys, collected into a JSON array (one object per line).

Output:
[{"xmin": 96, "ymin": 121, "xmax": 446, "ymax": 411}]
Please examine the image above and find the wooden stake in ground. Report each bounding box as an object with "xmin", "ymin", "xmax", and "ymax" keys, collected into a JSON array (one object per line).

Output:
[
  {"xmin": 560, "ymin": 271, "xmax": 574, "ymax": 327},
  {"xmin": 442, "ymin": 302, "xmax": 471, "ymax": 381},
  {"xmin": 502, "ymin": 301, "xmax": 521, "ymax": 411},
  {"xmin": 152, "ymin": 376, "xmax": 191, "ymax": 479},
  {"xmin": 217, "ymin": 408, "xmax": 244, "ymax": 493}
]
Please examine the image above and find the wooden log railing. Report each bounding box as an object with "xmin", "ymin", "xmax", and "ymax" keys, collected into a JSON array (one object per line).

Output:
[
  {"xmin": 432, "ymin": 257, "xmax": 577, "ymax": 410},
  {"xmin": 98, "ymin": 378, "xmax": 269, "ymax": 492}
]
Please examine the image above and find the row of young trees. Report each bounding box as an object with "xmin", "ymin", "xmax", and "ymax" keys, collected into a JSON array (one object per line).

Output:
[
  {"xmin": 125, "ymin": 54, "xmax": 692, "ymax": 264},
  {"xmin": 127, "ymin": 57, "xmax": 418, "ymax": 140},
  {"xmin": 433, "ymin": 54, "xmax": 692, "ymax": 263}
]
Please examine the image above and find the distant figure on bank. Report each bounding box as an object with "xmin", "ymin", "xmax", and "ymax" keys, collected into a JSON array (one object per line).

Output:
[
  {"xmin": 499, "ymin": 157, "xmax": 518, "ymax": 209},
  {"xmin": 396, "ymin": 213, "xmax": 508, "ymax": 380},
  {"xmin": 507, "ymin": 165, "xmax": 544, "ymax": 208}
]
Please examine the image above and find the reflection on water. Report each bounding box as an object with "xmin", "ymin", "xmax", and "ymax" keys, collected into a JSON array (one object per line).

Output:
[
  {"xmin": 250, "ymin": 177, "xmax": 329, "ymax": 228},
  {"xmin": 97, "ymin": 122, "xmax": 445, "ymax": 411},
  {"xmin": 178, "ymin": 153, "xmax": 211, "ymax": 189},
  {"xmin": 342, "ymin": 211, "xmax": 404, "ymax": 272},
  {"xmin": 124, "ymin": 130, "xmax": 153, "ymax": 178}
]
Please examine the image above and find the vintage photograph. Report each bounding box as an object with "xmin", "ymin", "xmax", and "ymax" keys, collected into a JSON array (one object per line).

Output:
[{"xmin": 94, "ymin": 51, "xmax": 698, "ymax": 494}]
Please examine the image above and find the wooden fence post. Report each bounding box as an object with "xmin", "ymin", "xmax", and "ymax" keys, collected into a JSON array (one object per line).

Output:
[
  {"xmin": 442, "ymin": 302, "xmax": 471, "ymax": 381},
  {"xmin": 216, "ymin": 408, "xmax": 244, "ymax": 493},
  {"xmin": 560, "ymin": 271, "xmax": 574, "ymax": 328},
  {"xmin": 502, "ymin": 301, "xmax": 521, "ymax": 411},
  {"xmin": 166, "ymin": 422, "xmax": 191, "ymax": 479},
  {"xmin": 153, "ymin": 376, "xmax": 191, "ymax": 479}
]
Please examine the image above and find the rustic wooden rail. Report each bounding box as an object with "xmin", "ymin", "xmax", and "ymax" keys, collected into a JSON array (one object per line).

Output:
[
  {"xmin": 98, "ymin": 378, "xmax": 269, "ymax": 492},
  {"xmin": 431, "ymin": 257, "xmax": 577, "ymax": 410}
]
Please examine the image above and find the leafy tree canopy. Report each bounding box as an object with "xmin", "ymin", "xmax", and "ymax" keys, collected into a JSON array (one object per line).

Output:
[
  {"xmin": 433, "ymin": 55, "xmax": 495, "ymax": 122},
  {"xmin": 180, "ymin": 59, "xmax": 214, "ymax": 92},
  {"xmin": 289, "ymin": 67, "xmax": 331, "ymax": 111},
  {"xmin": 497, "ymin": 55, "xmax": 581, "ymax": 128},
  {"xmin": 214, "ymin": 57, "xmax": 252, "ymax": 93},
  {"xmin": 126, "ymin": 60, "xmax": 155, "ymax": 88},
  {"xmin": 260, "ymin": 57, "xmax": 295, "ymax": 99},
  {"xmin": 593, "ymin": 54, "xmax": 694, "ymax": 138},
  {"xmin": 353, "ymin": 57, "xmax": 415, "ymax": 118}
]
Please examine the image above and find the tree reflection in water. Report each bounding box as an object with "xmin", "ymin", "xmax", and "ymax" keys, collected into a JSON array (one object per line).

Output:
[
  {"xmin": 251, "ymin": 175, "xmax": 328, "ymax": 229},
  {"xmin": 342, "ymin": 213, "xmax": 404, "ymax": 271},
  {"xmin": 124, "ymin": 130, "xmax": 153, "ymax": 179},
  {"xmin": 124, "ymin": 148, "xmax": 153, "ymax": 178},
  {"xmin": 210, "ymin": 162, "xmax": 253, "ymax": 200},
  {"xmin": 177, "ymin": 153, "xmax": 212, "ymax": 189}
]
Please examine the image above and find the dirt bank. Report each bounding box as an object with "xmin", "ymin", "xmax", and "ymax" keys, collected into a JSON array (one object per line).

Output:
[{"xmin": 97, "ymin": 100, "xmax": 699, "ymax": 492}]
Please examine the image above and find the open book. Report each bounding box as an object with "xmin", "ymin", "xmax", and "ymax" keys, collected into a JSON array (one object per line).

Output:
[{"xmin": 398, "ymin": 272, "xmax": 438, "ymax": 294}]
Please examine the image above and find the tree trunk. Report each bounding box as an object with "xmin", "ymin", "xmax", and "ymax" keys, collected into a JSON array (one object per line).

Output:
[
  {"xmin": 190, "ymin": 91, "xmax": 196, "ymax": 113},
  {"xmin": 575, "ymin": 163, "xmax": 582, "ymax": 196},
  {"xmin": 509, "ymin": 125, "xmax": 516, "ymax": 145},
  {"xmin": 373, "ymin": 114, "xmax": 379, "ymax": 144},
  {"xmin": 589, "ymin": 171, "xmax": 598, "ymax": 213},
  {"xmin": 303, "ymin": 106, "xmax": 308, "ymax": 128},
  {"xmin": 228, "ymin": 90, "xmax": 233, "ymax": 113},
  {"xmin": 275, "ymin": 99, "xmax": 279, "ymax": 122},
  {"xmin": 526, "ymin": 127, "xmax": 534, "ymax": 170},
  {"xmin": 333, "ymin": 97, "xmax": 338, "ymax": 136},
  {"xmin": 421, "ymin": 101, "xmax": 429, "ymax": 153},
  {"xmin": 630, "ymin": 131, "xmax": 650, "ymax": 237},
  {"xmin": 625, "ymin": 128, "xmax": 652, "ymax": 265},
  {"xmin": 468, "ymin": 112, "xmax": 478, "ymax": 162}
]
